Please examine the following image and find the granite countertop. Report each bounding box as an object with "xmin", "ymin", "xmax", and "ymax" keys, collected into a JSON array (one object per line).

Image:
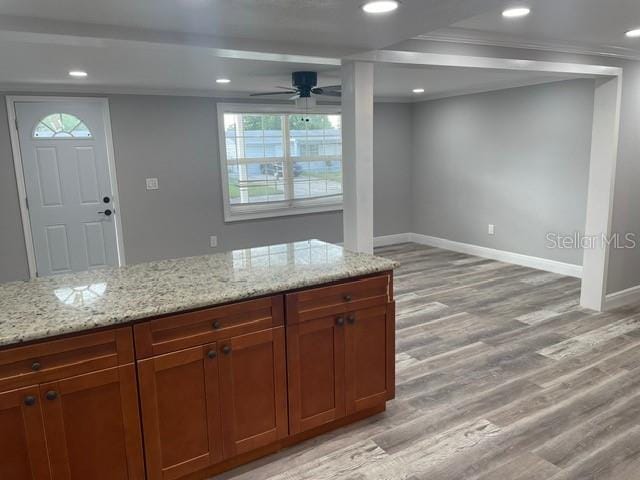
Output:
[{"xmin": 0, "ymin": 240, "xmax": 398, "ymax": 348}]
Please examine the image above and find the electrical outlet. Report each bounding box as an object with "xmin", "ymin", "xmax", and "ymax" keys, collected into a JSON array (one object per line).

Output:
[
  {"xmin": 488, "ymin": 224, "xmax": 495, "ymax": 236},
  {"xmin": 210, "ymin": 236, "xmax": 218, "ymax": 248},
  {"xmin": 146, "ymin": 178, "xmax": 159, "ymax": 190}
]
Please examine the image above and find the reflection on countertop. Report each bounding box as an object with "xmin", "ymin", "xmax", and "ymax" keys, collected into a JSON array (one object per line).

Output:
[{"xmin": 0, "ymin": 240, "xmax": 398, "ymax": 347}]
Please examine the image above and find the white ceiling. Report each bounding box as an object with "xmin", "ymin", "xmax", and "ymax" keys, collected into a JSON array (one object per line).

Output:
[
  {"xmin": 437, "ymin": 0, "xmax": 640, "ymax": 58},
  {"xmin": 0, "ymin": 0, "xmax": 634, "ymax": 99}
]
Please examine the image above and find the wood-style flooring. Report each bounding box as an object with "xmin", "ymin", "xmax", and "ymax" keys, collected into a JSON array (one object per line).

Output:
[{"xmin": 217, "ymin": 243, "xmax": 640, "ymax": 480}]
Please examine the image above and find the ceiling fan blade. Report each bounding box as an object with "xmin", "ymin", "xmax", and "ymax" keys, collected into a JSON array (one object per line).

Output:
[
  {"xmin": 276, "ymin": 86, "xmax": 297, "ymax": 90},
  {"xmin": 317, "ymin": 90, "xmax": 341, "ymax": 97},
  {"xmin": 289, "ymin": 94, "xmax": 301, "ymax": 100},
  {"xmin": 318, "ymin": 85, "xmax": 341, "ymax": 90},
  {"xmin": 249, "ymin": 91, "xmax": 297, "ymax": 97}
]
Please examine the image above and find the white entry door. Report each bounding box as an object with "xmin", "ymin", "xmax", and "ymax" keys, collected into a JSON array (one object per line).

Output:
[{"xmin": 14, "ymin": 99, "xmax": 122, "ymax": 276}]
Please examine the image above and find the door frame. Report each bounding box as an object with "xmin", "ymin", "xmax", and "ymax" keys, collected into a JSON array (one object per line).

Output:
[{"xmin": 6, "ymin": 95, "xmax": 126, "ymax": 278}]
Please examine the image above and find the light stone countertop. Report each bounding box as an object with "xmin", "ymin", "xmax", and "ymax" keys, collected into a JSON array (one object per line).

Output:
[{"xmin": 0, "ymin": 240, "xmax": 398, "ymax": 348}]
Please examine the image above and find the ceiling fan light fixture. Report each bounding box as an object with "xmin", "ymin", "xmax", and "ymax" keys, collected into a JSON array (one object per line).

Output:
[
  {"xmin": 502, "ymin": 7, "xmax": 531, "ymax": 18},
  {"xmin": 626, "ymin": 28, "xmax": 640, "ymax": 38},
  {"xmin": 362, "ymin": 1, "xmax": 399, "ymax": 14}
]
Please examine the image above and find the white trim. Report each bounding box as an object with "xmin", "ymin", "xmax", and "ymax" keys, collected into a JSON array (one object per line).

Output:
[
  {"xmin": 604, "ymin": 285, "xmax": 640, "ymax": 310},
  {"xmin": 374, "ymin": 233, "xmax": 583, "ymax": 278},
  {"xmin": 216, "ymin": 103, "xmax": 343, "ymax": 222},
  {"xmin": 414, "ymin": 30, "xmax": 640, "ymax": 63},
  {"xmin": 372, "ymin": 233, "xmax": 412, "ymax": 247},
  {"xmin": 6, "ymin": 95, "xmax": 126, "ymax": 278}
]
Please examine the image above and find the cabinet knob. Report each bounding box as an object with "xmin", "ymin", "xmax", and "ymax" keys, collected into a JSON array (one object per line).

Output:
[
  {"xmin": 222, "ymin": 345, "xmax": 232, "ymax": 355},
  {"xmin": 45, "ymin": 390, "xmax": 58, "ymax": 401},
  {"xmin": 343, "ymin": 294, "xmax": 352, "ymax": 302},
  {"xmin": 347, "ymin": 315, "xmax": 356, "ymax": 325},
  {"xmin": 207, "ymin": 349, "xmax": 217, "ymax": 359},
  {"xmin": 336, "ymin": 317, "xmax": 345, "ymax": 326},
  {"xmin": 24, "ymin": 395, "xmax": 36, "ymax": 407},
  {"xmin": 212, "ymin": 320, "xmax": 221, "ymax": 330},
  {"xmin": 31, "ymin": 361, "xmax": 42, "ymax": 371}
]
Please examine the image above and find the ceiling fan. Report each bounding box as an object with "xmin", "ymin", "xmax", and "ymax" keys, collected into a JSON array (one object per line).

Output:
[{"xmin": 250, "ymin": 71, "xmax": 341, "ymax": 100}]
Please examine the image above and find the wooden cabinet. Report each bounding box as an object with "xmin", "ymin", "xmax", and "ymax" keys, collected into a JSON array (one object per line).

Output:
[
  {"xmin": 219, "ymin": 327, "xmax": 288, "ymax": 457},
  {"xmin": 39, "ymin": 365, "xmax": 145, "ymax": 480},
  {"xmin": 0, "ymin": 385, "xmax": 51, "ymax": 480},
  {"xmin": 1, "ymin": 272, "xmax": 395, "ymax": 480},
  {"xmin": 137, "ymin": 301, "xmax": 289, "ymax": 480},
  {"xmin": 138, "ymin": 344, "xmax": 223, "ymax": 480},
  {"xmin": 287, "ymin": 298, "xmax": 395, "ymax": 435},
  {"xmin": 286, "ymin": 316, "xmax": 346, "ymax": 435},
  {"xmin": 0, "ymin": 328, "xmax": 144, "ymax": 480}
]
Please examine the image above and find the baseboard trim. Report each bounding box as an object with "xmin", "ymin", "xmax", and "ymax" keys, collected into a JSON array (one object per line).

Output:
[
  {"xmin": 373, "ymin": 233, "xmax": 413, "ymax": 247},
  {"xmin": 373, "ymin": 232, "xmax": 583, "ymax": 278},
  {"xmin": 604, "ymin": 285, "xmax": 640, "ymax": 310}
]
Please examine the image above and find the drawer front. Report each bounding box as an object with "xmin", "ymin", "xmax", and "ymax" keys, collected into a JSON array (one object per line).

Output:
[
  {"xmin": 134, "ymin": 296, "xmax": 284, "ymax": 358},
  {"xmin": 285, "ymin": 274, "xmax": 392, "ymax": 324},
  {"xmin": 0, "ymin": 327, "xmax": 134, "ymax": 391}
]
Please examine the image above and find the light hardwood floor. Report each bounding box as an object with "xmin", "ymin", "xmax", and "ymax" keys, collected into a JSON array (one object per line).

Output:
[{"xmin": 218, "ymin": 243, "xmax": 640, "ymax": 480}]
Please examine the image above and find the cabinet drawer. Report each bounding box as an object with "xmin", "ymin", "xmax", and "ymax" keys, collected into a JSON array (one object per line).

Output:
[
  {"xmin": 0, "ymin": 327, "xmax": 134, "ymax": 391},
  {"xmin": 134, "ymin": 296, "xmax": 284, "ymax": 358},
  {"xmin": 285, "ymin": 274, "xmax": 392, "ymax": 324}
]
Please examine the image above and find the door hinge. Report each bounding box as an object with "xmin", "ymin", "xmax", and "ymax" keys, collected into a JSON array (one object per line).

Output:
[
  {"xmin": 24, "ymin": 196, "xmax": 29, "ymax": 210},
  {"xmin": 14, "ymin": 117, "xmax": 19, "ymax": 132}
]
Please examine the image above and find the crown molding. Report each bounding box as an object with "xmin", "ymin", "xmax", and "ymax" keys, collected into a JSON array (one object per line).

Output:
[{"xmin": 414, "ymin": 29, "xmax": 640, "ymax": 62}]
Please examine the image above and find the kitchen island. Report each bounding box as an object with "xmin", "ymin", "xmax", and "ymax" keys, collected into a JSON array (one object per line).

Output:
[{"xmin": 0, "ymin": 240, "xmax": 397, "ymax": 480}]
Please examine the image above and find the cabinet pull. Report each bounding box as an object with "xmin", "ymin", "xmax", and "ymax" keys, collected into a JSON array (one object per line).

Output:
[
  {"xmin": 336, "ymin": 317, "xmax": 345, "ymax": 326},
  {"xmin": 24, "ymin": 396, "xmax": 36, "ymax": 407},
  {"xmin": 222, "ymin": 345, "xmax": 232, "ymax": 355},
  {"xmin": 45, "ymin": 390, "xmax": 58, "ymax": 401},
  {"xmin": 343, "ymin": 294, "xmax": 352, "ymax": 302},
  {"xmin": 347, "ymin": 315, "xmax": 356, "ymax": 325},
  {"xmin": 212, "ymin": 320, "xmax": 221, "ymax": 330},
  {"xmin": 207, "ymin": 349, "xmax": 217, "ymax": 359},
  {"xmin": 31, "ymin": 361, "xmax": 42, "ymax": 371}
]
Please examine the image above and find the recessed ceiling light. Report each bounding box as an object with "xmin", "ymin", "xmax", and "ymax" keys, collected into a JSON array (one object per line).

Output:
[
  {"xmin": 362, "ymin": 1, "xmax": 399, "ymax": 14},
  {"xmin": 626, "ymin": 28, "xmax": 640, "ymax": 38},
  {"xmin": 412, "ymin": 88, "xmax": 425, "ymax": 94},
  {"xmin": 216, "ymin": 78, "xmax": 231, "ymax": 84},
  {"xmin": 502, "ymin": 7, "xmax": 530, "ymax": 18},
  {"xmin": 69, "ymin": 70, "xmax": 88, "ymax": 78}
]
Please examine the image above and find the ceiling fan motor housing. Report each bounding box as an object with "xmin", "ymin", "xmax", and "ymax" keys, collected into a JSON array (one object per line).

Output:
[{"xmin": 292, "ymin": 71, "xmax": 318, "ymax": 98}]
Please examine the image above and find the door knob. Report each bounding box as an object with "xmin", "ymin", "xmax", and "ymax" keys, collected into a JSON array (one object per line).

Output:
[{"xmin": 98, "ymin": 209, "xmax": 113, "ymax": 216}]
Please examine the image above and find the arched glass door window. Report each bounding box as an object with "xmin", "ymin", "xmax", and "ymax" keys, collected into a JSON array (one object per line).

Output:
[{"xmin": 33, "ymin": 113, "xmax": 93, "ymax": 139}]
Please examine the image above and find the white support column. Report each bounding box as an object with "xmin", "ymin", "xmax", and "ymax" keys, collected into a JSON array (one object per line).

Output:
[
  {"xmin": 341, "ymin": 61, "xmax": 374, "ymax": 254},
  {"xmin": 581, "ymin": 76, "xmax": 623, "ymax": 311}
]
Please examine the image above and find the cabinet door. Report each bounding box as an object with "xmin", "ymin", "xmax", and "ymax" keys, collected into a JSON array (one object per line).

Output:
[
  {"xmin": 39, "ymin": 365, "xmax": 144, "ymax": 480},
  {"xmin": 0, "ymin": 385, "xmax": 51, "ymax": 480},
  {"xmin": 287, "ymin": 316, "xmax": 346, "ymax": 435},
  {"xmin": 218, "ymin": 327, "xmax": 288, "ymax": 457},
  {"xmin": 345, "ymin": 305, "xmax": 392, "ymax": 414},
  {"xmin": 138, "ymin": 345, "xmax": 222, "ymax": 480}
]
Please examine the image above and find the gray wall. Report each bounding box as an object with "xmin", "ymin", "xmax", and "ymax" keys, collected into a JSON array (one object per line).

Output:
[
  {"xmin": 373, "ymin": 102, "xmax": 412, "ymax": 237},
  {"xmin": 394, "ymin": 39, "xmax": 640, "ymax": 294},
  {"xmin": 411, "ymin": 79, "xmax": 594, "ymax": 266},
  {"xmin": 0, "ymin": 94, "xmax": 411, "ymax": 282}
]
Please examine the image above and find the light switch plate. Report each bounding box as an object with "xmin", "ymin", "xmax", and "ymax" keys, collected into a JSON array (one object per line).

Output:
[
  {"xmin": 210, "ymin": 236, "xmax": 218, "ymax": 248},
  {"xmin": 488, "ymin": 224, "xmax": 495, "ymax": 235},
  {"xmin": 146, "ymin": 178, "xmax": 159, "ymax": 190}
]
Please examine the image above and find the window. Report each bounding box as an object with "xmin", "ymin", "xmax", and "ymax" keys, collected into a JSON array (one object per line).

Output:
[
  {"xmin": 33, "ymin": 113, "xmax": 92, "ymax": 139},
  {"xmin": 218, "ymin": 104, "xmax": 342, "ymax": 221}
]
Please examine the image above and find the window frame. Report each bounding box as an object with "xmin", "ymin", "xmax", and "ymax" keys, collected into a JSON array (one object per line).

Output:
[{"xmin": 217, "ymin": 103, "xmax": 343, "ymax": 222}]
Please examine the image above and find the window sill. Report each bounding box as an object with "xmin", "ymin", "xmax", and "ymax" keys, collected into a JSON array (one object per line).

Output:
[{"xmin": 224, "ymin": 202, "xmax": 343, "ymax": 223}]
